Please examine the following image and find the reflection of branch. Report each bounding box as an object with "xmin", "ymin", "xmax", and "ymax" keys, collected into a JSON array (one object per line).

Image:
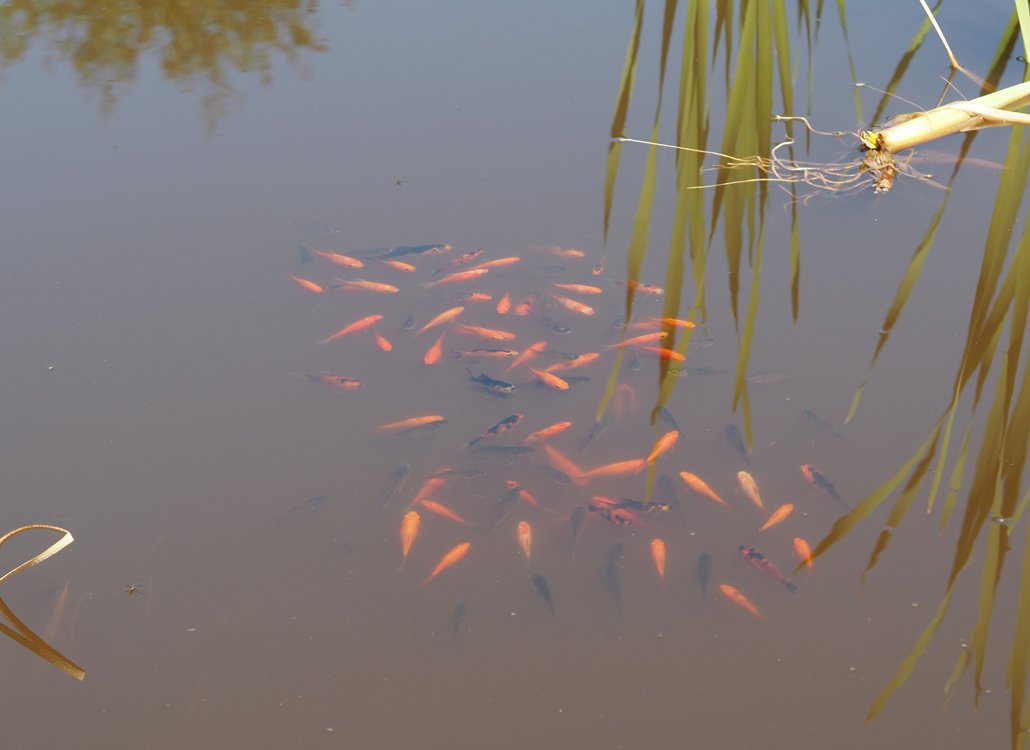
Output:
[{"xmin": 0, "ymin": 0, "xmax": 326, "ymax": 127}]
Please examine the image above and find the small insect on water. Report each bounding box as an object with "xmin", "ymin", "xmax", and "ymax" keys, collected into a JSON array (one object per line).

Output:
[{"xmin": 124, "ymin": 584, "xmax": 144, "ymax": 596}]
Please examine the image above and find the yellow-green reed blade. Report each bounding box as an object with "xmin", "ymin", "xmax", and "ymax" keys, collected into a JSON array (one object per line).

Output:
[{"xmin": 604, "ymin": 0, "xmax": 646, "ymax": 245}]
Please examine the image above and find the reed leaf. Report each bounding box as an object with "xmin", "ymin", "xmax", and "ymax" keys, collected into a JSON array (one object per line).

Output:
[
  {"xmin": 604, "ymin": 0, "xmax": 646, "ymax": 245},
  {"xmin": 0, "ymin": 525, "xmax": 84, "ymax": 680},
  {"xmin": 938, "ymin": 423, "xmax": 973, "ymax": 531}
]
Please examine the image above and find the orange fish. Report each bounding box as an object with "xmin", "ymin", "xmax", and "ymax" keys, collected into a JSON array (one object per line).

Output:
[
  {"xmin": 470, "ymin": 256, "xmax": 521, "ymax": 270},
  {"xmin": 423, "ymin": 268, "xmax": 489, "ymax": 288},
  {"xmin": 416, "ymin": 306, "xmax": 465, "ymax": 336},
  {"xmin": 379, "ymin": 414, "xmax": 447, "ymax": 431},
  {"xmin": 639, "ymin": 346, "xmax": 686, "ymax": 362},
  {"xmin": 506, "ymin": 340, "xmax": 548, "ymax": 372},
  {"xmin": 552, "ymin": 282, "xmax": 603, "ymax": 295},
  {"xmin": 719, "ymin": 583, "xmax": 763, "ymax": 618},
  {"xmin": 409, "ymin": 476, "xmax": 448, "ymax": 509},
  {"xmin": 793, "ymin": 537, "xmax": 814, "ymax": 569},
  {"xmin": 517, "ymin": 521, "xmax": 532, "ymax": 564},
  {"xmin": 424, "ymin": 332, "xmax": 445, "ymax": 365},
  {"xmin": 650, "ymin": 538, "xmax": 667, "ymax": 584},
  {"xmin": 592, "ymin": 255, "xmax": 607, "ymax": 276},
  {"xmin": 623, "ymin": 279, "xmax": 664, "ymax": 295},
  {"xmin": 419, "ymin": 499, "xmax": 476, "ymax": 528},
  {"xmin": 551, "ymin": 294, "xmax": 595, "ymax": 316},
  {"xmin": 317, "ymin": 314, "xmax": 384, "ymax": 345},
  {"xmin": 541, "ymin": 444, "xmax": 583, "ymax": 479},
  {"xmin": 651, "ymin": 316, "xmax": 696, "ymax": 328},
  {"xmin": 453, "ymin": 324, "xmax": 517, "ymax": 341},
  {"xmin": 380, "ymin": 258, "xmax": 416, "ymax": 272},
  {"xmin": 505, "ymin": 481, "xmax": 542, "ymax": 510},
  {"xmin": 520, "ymin": 420, "xmax": 574, "ymax": 445},
  {"xmin": 646, "ymin": 431, "xmax": 679, "ymax": 465},
  {"xmin": 373, "ymin": 330, "xmax": 393, "ymax": 352},
  {"xmin": 496, "ymin": 291, "xmax": 511, "ymax": 314},
  {"xmin": 462, "ymin": 292, "xmax": 492, "ymax": 302},
  {"xmin": 514, "ymin": 296, "xmax": 536, "ymax": 316},
  {"xmin": 302, "ymin": 372, "xmax": 362, "ymax": 390},
  {"xmin": 312, "ymin": 249, "xmax": 364, "ymax": 268},
  {"xmin": 421, "ymin": 542, "xmax": 472, "ymax": 587},
  {"xmin": 737, "ymin": 471, "xmax": 765, "ymax": 514},
  {"xmin": 606, "ymin": 332, "xmax": 668, "ymax": 349},
  {"xmin": 577, "ymin": 458, "xmax": 647, "ymax": 482},
  {"xmin": 679, "ymin": 472, "xmax": 732, "ymax": 510},
  {"xmin": 538, "ymin": 245, "xmax": 585, "ymax": 258},
  {"xmin": 544, "ymin": 352, "xmax": 599, "ymax": 373},
  {"xmin": 289, "ymin": 275, "xmax": 324, "ymax": 293},
  {"xmin": 331, "ymin": 278, "xmax": 399, "ymax": 294},
  {"xmin": 529, "ymin": 367, "xmax": 570, "ymax": 391},
  {"xmin": 399, "ymin": 511, "xmax": 420, "ymax": 569},
  {"xmin": 757, "ymin": 503, "xmax": 794, "ymax": 533}
]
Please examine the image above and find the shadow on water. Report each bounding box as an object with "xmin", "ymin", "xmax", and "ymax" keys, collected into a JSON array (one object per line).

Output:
[
  {"xmin": 604, "ymin": 1, "xmax": 1030, "ymax": 747},
  {"xmin": 0, "ymin": 0, "xmax": 328, "ymax": 128}
]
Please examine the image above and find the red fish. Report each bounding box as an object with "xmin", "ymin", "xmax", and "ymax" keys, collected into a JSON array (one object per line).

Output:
[
  {"xmin": 452, "ymin": 324, "xmax": 517, "ymax": 341},
  {"xmin": 419, "ymin": 499, "xmax": 476, "ymax": 528},
  {"xmin": 379, "ymin": 259, "xmax": 416, "ymax": 272},
  {"xmin": 793, "ymin": 537, "xmax": 814, "ymax": 570},
  {"xmin": 373, "ymin": 330, "xmax": 393, "ymax": 352},
  {"xmin": 650, "ymin": 538, "xmax": 666, "ymax": 584},
  {"xmin": 719, "ymin": 584, "xmax": 763, "ymax": 618},
  {"xmin": 330, "ymin": 278, "xmax": 399, "ymax": 294},
  {"xmin": 302, "ymin": 372, "xmax": 362, "ymax": 390},
  {"xmin": 505, "ymin": 481, "xmax": 542, "ymax": 510},
  {"xmin": 517, "ymin": 521, "xmax": 532, "ymax": 565},
  {"xmin": 399, "ymin": 511, "xmax": 420, "ymax": 569},
  {"xmin": 543, "ymin": 352, "xmax": 599, "ymax": 373},
  {"xmin": 423, "ymin": 268, "xmax": 489, "ymax": 288},
  {"xmin": 552, "ymin": 282, "xmax": 603, "ymax": 295},
  {"xmin": 496, "ymin": 291, "xmax": 511, "ymax": 314},
  {"xmin": 576, "ymin": 459, "xmax": 647, "ymax": 483},
  {"xmin": 416, "ymin": 306, "xmax": 464, "ymax": 336},
  {"xmin": 736, "ymin": 471, "xmax": 765, "ymax": 514},
  {"xmin": 506, "ymin": 341, "xmax": 548, "ymax": 372},
  {"xmin": 470, "ymin": 256, "xmax": 521, "ymax": 270},
  {"xmin": 551, "ymin": 294, "xmax": 595, "ymax": 316},
  {"xmin": 638, "ymin": 346, "xmax": 686, "ymax": 362},
  {"xmin": 290, "ymin": 275, "xmax": 324, "ymax": 293},
  {"xmin": 421, "ymin": 542, "xmax": 472, "ymax": 587},
  {"xmin": 317, "ymin": 314, "xmax": 384, "ymax": 345},
  {"xmin": 520, "ymin": 421, "xmax": 574, "ymax": 445},
  {"xmin": 424, "ymin": 332, "xmax": 445, "ymax": 365},
  {"xmin": 646, "ymin": 431, "xmax": 679, "ymax": 465},
  {"xmin": 528, "ymin": 367, "xmax": 570, "ymax": 391},
  {"xmin": 541, "ymin": 444, "xmax": 583, "ymax": 479},
  {"xmin": 606, "ymin": 332, "xmax": 668, "ymax": 349},
  {"xmin": 312, "ymin": 249, "xmax": 364, "ymax": 268},
  {"xmin": 379, "ymin": 415, "xmax": 446, "ymax": 431},
  {"xmin": 757, "ymin": 503, "xmax": 794, "ymax": 533},
  {"xmin": 679, "ymin": 472, "xmax": 732, "ymax": 511}
]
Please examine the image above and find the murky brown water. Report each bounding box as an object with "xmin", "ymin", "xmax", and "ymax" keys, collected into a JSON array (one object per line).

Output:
[{"xmin": 0, "ymin": 2, "xmax": 1023, "ymax": 748}]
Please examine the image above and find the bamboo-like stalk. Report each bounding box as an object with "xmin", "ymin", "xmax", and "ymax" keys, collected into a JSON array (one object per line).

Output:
[{"xmin": 863, "ymin": 80, "xmax": 1030, "ymax": 152}]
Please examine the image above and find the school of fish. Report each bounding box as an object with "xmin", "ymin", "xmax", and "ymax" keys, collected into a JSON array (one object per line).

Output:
[{"xmin": 290, "ymin": 241, "xmax": 852, "ymax": 628}]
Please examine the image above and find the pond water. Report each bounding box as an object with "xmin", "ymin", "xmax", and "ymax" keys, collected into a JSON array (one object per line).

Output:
[{"xmin": 0, "ymin": 1, "xmax": 1024, "ymax": 748}]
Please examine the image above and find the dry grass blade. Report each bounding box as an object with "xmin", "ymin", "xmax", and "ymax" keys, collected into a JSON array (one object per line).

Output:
[
  {"xmin": 938, "ymin": 423, "xmax": 973, "ymax": 530},
  {"xmin": 0, "ymin": 525, "xmax": 84, "ymax": 680},
  {"xmin": 1010, "ymin": 506, "xmax": 1030, "ymax": 748}
]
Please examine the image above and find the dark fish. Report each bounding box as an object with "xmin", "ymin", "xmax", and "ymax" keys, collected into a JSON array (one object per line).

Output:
[
  {"xmin": 657, "ymin": 407, "xmax": 680, "ymax": 432},
  {"xmin": 452, "ymin": 348, "xmax": 518, "ymax": 360},
  {"xmin": 532, "ymin": 574, "xmax": 556, "ymax": 618},
  {"xmin": 297, "ymin": 244, "xmax": 315, "ymax": 264},
  {"xmin": 536, "ymin": 464, "xmax": 573, "ymax": 485},
  {"xmin": 278, "ymin": 495, "xmax": 330, "ymax": 521},
  {"xmin": 801, "ymin": 464, "xmax": 849, "ymax": 509},
  {"xmin": 380, "ymin": 464, "xmax": 411, "ymax": 510},
  {"xmin": 485, "ymin": 486, "xmax": 521, "ymax": 536},
  {"xmin": 468, "ymin": 370, "xmax": 516, "ymax": 396},
  {"xmin": 656, "ymin": 473, "xmax": 680, "ymax": 508},
  {"xmin": 539, "ymin": 350, "xmax": 580, "ymax": 361},
  {"xmin": 603, "ymin": 543, "xmax": 624, "ymax": 620},
  {"xmin": 471, "ymin": 445, "xmax": 535, "ymax": 456},
  {"xmin": 431, "ymin": 467, "xmax": 488, "ymax": 479},
  {"xmin": 627, "ymin": 350, "xmax": 641, "ymax": 371},
  {"xmin": 401, "ymin": 313, "xmax": 416, "ymax": 331},
  {"xmin": 669, "ymin": 365, "xmax": 723, "ymax": 377},
  {"xmin": 540, "ymin": 265, "xmax": 567, "ymax": 274},
  {"xmin": 696, "ymin": 552, "xmax": 713, "ymax": 601},
  {"xmin": 563, "ymin": 375, "xmax": 590, "ymax": 385},
  {"xmin": 802, "ymin": 410, "xmax": 847, "ymax": 440},
  {"xmin": 725, "ymin": 424, "xmax": 751, "ymax": 465},
  {"xmin": 584, "ymin": 413, "xmax": 609, "ymax": 450},
  {"xmin": 539, "ymin": 316, "xmax": 571, "ymax": 335},
  {"xmin": 376, "ymin": 242, "xmax": 452, "ymax": 259},
  {"xmin": 746, "ymin": 371, "xmax": 794, "ymax": 384},
  {"xmin": 739, "ymin": 545, "xmax": 799, "ymax": 593},
  {"xmin": 569, "ymin": 506, "xmax": 587, "ymax": 547},
  {"xmin": 614, "ymin": 498, "xmax": 672, "ymax": 514},
  {"xmin": 465, "ymin": 413, "xmax": 525, "ymax": 448},
  {"xmin": 450, "ymin": 602, "xmax": 467, "ymax": 639}
]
